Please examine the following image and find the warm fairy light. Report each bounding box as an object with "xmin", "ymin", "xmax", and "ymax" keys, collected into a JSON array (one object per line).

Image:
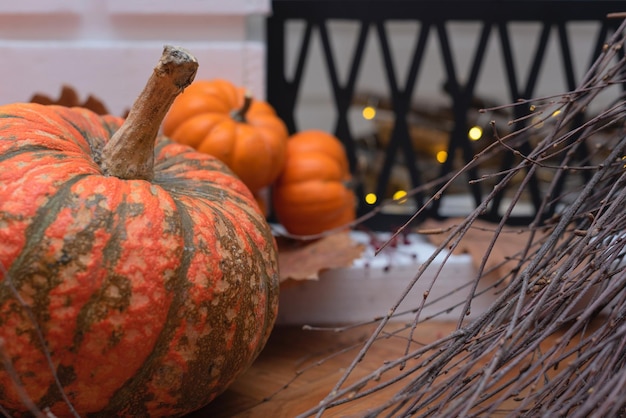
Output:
[
  {"xmin": 468, "ymin": 126, "xmax": 483, "ymax": 141},
  {"xmin": 436, "ymin": 150, "xmax": 448, "ymax": 164},
  {"xmin": 362, "ymin": 106, "xmax": 376, "ymax": 120},
  {"xmin": 529, "ymin": 104, "xmax": 536, "ymax": 112},
  {"xmin": 365, "ymin": 193, "xmax": 377, "ymax": 204},
  {"xmin": 392, "ymin": 190, "xmax": 408, "ymax": 203},
  {"xmin": 552, "ymin": 109, "xmax": 562, "ymax": 117}
]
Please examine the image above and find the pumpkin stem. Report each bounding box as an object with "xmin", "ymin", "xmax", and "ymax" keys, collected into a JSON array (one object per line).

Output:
[
  {"xmin": 230, "ymin": 93, "xmax": 253, "ymax": 123},
  {"xmin": 101, "ymin": 45, "xmax": 198, "ymax": 181}
]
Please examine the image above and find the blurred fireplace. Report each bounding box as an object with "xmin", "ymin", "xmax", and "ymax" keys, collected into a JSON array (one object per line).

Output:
[{"xmin": 266, "ymin": 0, "xmax": 624, "ymax": 230}]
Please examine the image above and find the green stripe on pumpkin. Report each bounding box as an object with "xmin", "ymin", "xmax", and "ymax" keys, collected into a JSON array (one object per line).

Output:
[
  {"xmin": 170, "ymin": 196, "xmax": 273, "ymax": 411},
  {"xmin": 71, "ymin": 195, "xmax": 131, "ymax": 352},
  {"xmin": 91, "ymin": 197, "xmax": 191, "ymax": 417},
  {"xmin": 1, "ymin": 174, "xmax": 89, "ymax": 313},
  {"xmin": 63, "ymin": 118, "xmax": 107, "ymax": 161},
  {"xmin": 0, "ymin": 144, "xmax": 61, "ymax": 164}
]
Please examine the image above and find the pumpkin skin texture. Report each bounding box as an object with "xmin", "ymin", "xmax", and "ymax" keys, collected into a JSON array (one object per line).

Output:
[
  {"xmin": 0, "ymin": 103, "xmax": 279, "ymax": 417},
  {"xmin": 273, "ymin": 130, "xmax": 356, "ymax": 236},
  {"xmin": 162, "ymin": 79, "xmax": 288, "ymax": 194}
]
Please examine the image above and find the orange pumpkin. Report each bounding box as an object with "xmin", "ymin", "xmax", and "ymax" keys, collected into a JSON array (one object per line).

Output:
[
  {"xmin": 162, "ymin": 79, "xmax": 288, "ymax": 193},
  {"xmin": 273, "ymin": 130, "xmax": 356, "ymax": 235},
  {"xmin": 0, "ymin": 47, "xmax": 279, "ymax": 417}
]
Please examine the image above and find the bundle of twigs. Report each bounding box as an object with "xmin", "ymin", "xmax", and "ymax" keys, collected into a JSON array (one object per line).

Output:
[{"xmin": 298, "ymin": 16, "xmax": 626, "ymax": 418}]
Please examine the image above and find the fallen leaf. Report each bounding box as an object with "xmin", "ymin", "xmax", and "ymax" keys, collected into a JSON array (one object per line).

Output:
[{"xmin": 277, "ymin": 232, "xmax": 365, "ymax": 284}]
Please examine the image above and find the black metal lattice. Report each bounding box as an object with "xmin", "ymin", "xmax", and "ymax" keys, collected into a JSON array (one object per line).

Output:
[{"xmin": 266, "ymin": 1, "xmax": 624, "ymax": 230}]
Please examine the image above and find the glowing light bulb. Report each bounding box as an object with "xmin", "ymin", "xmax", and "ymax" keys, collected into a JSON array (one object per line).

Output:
[
  {"xmin": 392, "ymin": 190, "xmax": 408, "ymax": 203},
  {"xmin": 362, "ymin": 106, "xmax": 376, "ymax": 120},
  {"xmin": 552, "ymin": 109, "xmax": 561, "ymax": 117},
  {"xmin": 365, "ymin": 193, "xmax": 377, "ymax": 204},
  {"xmin": 436, "ymin": 150, "xmax": 448, "ymax": 164},
  {"xmin": 468, "ymin": 126, "xmax": 483, "ymax": 141}
]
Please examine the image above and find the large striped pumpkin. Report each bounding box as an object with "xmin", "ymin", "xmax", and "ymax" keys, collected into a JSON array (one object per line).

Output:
[{"xmin": 0, "ymin": 46, "xmax": 279, "ymax": 417}]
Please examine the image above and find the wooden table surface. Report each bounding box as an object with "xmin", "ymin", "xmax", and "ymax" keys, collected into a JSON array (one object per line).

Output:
[{"xmin": 188, "ymin": 321, "xmax": 518, "ymax": 418}]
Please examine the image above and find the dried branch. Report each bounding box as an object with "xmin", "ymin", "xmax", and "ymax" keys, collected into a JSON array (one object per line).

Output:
[{"xmin": 296, "ymin": 17, "xmax": 626, "ymax": 418}]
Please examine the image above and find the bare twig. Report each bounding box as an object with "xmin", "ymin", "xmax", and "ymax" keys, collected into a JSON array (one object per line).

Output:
[{"xmin": 295, "ymin": 16, "xmax": 626, "ymax": 418}]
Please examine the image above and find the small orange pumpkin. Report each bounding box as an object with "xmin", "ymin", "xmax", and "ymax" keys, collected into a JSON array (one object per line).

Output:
[
  {"xmin": 273, "ymin": 130, "xmax": 356, "ymax": 235},
  {"xmin": 162, "ymin": 79, "xmax": 288, "ymax": 193}
]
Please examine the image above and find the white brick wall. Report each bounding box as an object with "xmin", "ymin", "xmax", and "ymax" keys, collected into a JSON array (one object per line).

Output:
[{"xmin": 0, "ymin": 0, "xmax": 269, "ymax": 116}]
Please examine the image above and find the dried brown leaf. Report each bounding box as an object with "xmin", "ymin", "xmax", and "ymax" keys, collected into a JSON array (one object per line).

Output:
[
  {"xmin": 29, "ymin": 85, "xmax": 129, "ymax": 117},
  {"xmin": 278, "ymin": 232, "xmax": 365, "ymax": 284}
]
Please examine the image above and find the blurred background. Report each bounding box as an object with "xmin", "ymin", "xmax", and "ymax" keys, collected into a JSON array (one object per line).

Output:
[{"xmin": 1, "ymin": 0, "xmax": 623, "ymax": 228}]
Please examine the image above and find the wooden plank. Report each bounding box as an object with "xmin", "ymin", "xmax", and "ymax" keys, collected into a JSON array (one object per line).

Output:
[
  {"xmin": 191, "ymin": 319, "xmax": 599, "ymax": 417},
  {"xmin": 191, "ymin": 322, "xmax": 472, "ymax": 417}
]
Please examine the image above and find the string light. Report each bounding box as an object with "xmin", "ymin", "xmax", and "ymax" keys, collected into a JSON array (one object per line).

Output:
[
  {"xmin": 365, "ymin": 193, "xmax": 377, "ymax": 204},
  {"xmin": 392, "ymin": 190, "xmax": 408, "ymax": 203},
  {"xmin": 436, "ymin": 150, "xmax": 448, "ymax": 164},
  {"xmin": 468, "ymin": 126, "xmax": 483, "ymax": 141},
  {"xmin": 362, "ymin": 106, "xmax": 376, "ymax": 120}
]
